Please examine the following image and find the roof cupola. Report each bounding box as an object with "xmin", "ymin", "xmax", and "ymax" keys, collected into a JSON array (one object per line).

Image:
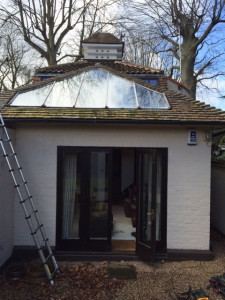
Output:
[{"xmin": 81, "ymin": 32, "xmax": 124, "ymax": 61}]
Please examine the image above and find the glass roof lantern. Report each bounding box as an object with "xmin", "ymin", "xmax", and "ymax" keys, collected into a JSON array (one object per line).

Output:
[{"xmin": 10, "ymin": 69, "xmax": 170, "ymax": 110}]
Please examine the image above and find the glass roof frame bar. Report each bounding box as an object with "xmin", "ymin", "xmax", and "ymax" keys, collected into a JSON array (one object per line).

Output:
[
  {"xmin": 73, "ymin": 72, "xmax": 85, "ymax": 108},
  {"xmin": 9, "ymin": 92, "xmax": 20, "ymax": 106},
  {"xmin": 105, "ymin": 71, "xmax": 110, "ymax": 108},
  {"xmin": 133, "ymin": 82, "xmax": 139, "ymax": 109},
  {"xmin": 42, "ymin": 81, "xmax": 56, "ymax": 107}
]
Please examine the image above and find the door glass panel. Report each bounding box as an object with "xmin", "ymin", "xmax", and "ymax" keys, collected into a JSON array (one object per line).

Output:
[
  {"xmin": 140, "ymin": 153, "xmax": 152, "ymax": 243},
  {"xmin": 90, "ymin": 152, "xmax": 109, "ymax": 239},
  {"xmin": 156, "ymin": 153, "xmax": 162, "ymax": 241},
  {"xmin": 62, "ymin": 152, "xmax": 81, "ymax": 239}
]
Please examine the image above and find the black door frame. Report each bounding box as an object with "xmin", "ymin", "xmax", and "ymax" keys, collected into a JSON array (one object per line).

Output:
[
  {"xmin": 135, "ymin": 148, "xmax": 168, "ymax": 260},
  {"xmin": 56, "ymin": 146, "xmax": 167, "ymax": 259},
  {"xmin": 56, "ymin": 146, "xmax": 113, "ymax": 251}
]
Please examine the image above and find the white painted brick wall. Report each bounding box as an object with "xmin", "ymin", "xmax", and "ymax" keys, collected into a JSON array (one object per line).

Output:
[
  {"xmin": 13, "ymin": 124, "xmax": 211, "ymax": 251},
  {"xmin": 0, "ymin": 128, "xmax": 15, "ymax": 267},
  {"xmin": 211, "ymin": 165, "xmax": 225, "ymax": 234}
]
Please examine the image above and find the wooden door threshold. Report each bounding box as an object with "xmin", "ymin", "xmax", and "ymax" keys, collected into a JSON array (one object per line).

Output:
[
  {"xmin": 111, "ymin": 240, "xmax": 135, "ymax": 251},
  {"xmin": 55, "ymin": 251, "xmax": 139, "ymax": 261}
]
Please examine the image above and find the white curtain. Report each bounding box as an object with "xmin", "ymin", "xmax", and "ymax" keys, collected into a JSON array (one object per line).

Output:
[{"xmin": 62, "ymin": 153, "xmax": 77, "ymax": 238}]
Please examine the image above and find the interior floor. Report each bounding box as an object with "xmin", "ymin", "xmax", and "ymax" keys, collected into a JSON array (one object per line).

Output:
[
  {"xmin": 112, "ymin": 205, "xmax": 135, "ymax": 240},
  {"xmin": 111, "ymin": 204, "xmax": 136, "ymax": 251}
]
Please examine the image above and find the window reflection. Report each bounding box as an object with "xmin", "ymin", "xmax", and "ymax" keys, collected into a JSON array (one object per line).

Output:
[
  {"xmin": 45, "ymin": 74, "xmax": 83, "ymax": 107},
  {"xmin": 135, "ymin": 84, "xmax": 169, "ymax": 109},
  {"xmin": 140, "ymin": 153, "xmax": 153, "ymax": 242},
  {"xmin": 76, "ymin": 69, "xmax": 108, "ymax": 108},
  {"xmin": 11, "ymin": 84, "xmax": 53, "ymax": 106},
  {"xmin": 10, "ymin": 68, "xmax": 170, "ymax": 110},
  {"xmin": 90, "ymin": 152, "xmax": 109, "ymax": 239},
  {"xmin": 107, "ymin": 74, "xmax": 136, "ymax": 108}
]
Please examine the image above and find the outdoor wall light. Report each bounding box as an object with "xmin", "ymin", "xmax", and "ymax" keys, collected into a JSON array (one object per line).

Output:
[{"xmin": 188, "ymin": 130, "xmax": 197, "ymax": 145}]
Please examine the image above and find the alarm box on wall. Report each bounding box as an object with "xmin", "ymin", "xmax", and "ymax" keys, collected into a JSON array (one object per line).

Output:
[{"xmin": 188, "ymin": 130, "xmax": 197, "ymax": 145}]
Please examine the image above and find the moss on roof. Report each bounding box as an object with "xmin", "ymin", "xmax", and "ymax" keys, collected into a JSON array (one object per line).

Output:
[{"xmin": 1, "ymin": 63, "xmax": 225, "ymax": 125}]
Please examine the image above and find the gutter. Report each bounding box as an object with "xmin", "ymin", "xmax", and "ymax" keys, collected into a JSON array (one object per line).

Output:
[{"xmin": 2, "ymin": 118, "xmax": 225, "ymax": 126}]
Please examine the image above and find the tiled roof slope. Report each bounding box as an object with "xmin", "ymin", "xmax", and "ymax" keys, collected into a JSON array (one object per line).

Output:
[
  {"xmin": 36, "ymin": 60, "xmax": 164, "ymax": 75},
  {"xmin": 1, "ymin": 64, "xmax": 225, "ymax": 124},
  {"xmin": 0, "ymin": 91, "xmax": 15, "ymax": 109},
  {"xmin": 82, "ymin": 32, "xmax": 123, "ymax": 44}
]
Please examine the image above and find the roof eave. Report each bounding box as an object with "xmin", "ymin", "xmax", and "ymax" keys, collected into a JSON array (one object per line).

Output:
[{"xmin": 3, "ymin": 117, "xmax": 225, "ymax": 126}]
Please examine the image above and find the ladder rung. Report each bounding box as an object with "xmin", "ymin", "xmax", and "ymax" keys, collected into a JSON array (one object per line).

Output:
[
  {"xmin": 15, "ymin": 181, "xmax": 27, "ymax": 188},
  {"xmin": 0, "ymin": 138, "xmax": 11, "ymax": 142},
  {"xmin": 31, "ymin": 224, "xmax": 43, "ymax": 235},
  {"xmin": 9, "ymin": 167, "xmax": 22, "ymax": 173},
  {"xmin": 19, "ymin": 195, "xmax": 32, "ymax": 204},
  {"xmin": 25, "ymin": 209, "xmax": 38, "ymax": 220},
  {"xmin": 3, "ymin": 153, "xmax": 16, "ymax": 157},
  {"xmin": 0, "ymin": 153, "xmax": 15, "ymax": 158},
  {"xmin": 37, "ymin": 239, "xmax": 49, "ymax": 251},
  {"xmin": 43, "ymin": 253, "xmax": 53, "ymax": 265}
]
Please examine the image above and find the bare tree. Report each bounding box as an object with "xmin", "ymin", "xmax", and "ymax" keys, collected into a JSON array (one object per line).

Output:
[
  {"xmin": 0, "ymin": 24, "xmax": 36, "ymax": 91},
  {"xmin": 58, "ymin": 0, "xmax": 118, "ymax": 63},
  {"xmin": 1, "ymin": 0, "xmax": 118, "ymax": 66},
  {"xmin": 121, "ymin": 0, "xmax": 225, "ymax": 98},
  {"xmin": 1, "ymin": 0, "xmax": 88, "ymax": 66}
]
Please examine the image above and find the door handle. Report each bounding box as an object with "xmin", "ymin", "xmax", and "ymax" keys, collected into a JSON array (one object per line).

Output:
[{"xmin": 147, "ymin": 209, "xmax": 155, "ymax": 221}]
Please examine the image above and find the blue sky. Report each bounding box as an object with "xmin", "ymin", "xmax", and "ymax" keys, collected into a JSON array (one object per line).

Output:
[{"xmin": 196, "ymin": 77, "xmax": 225, "ymax": 111}]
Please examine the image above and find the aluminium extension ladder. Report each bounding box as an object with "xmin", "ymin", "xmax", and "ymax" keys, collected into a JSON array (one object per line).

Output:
[{"xmin": 0, "ymin": 114, "xmax": 59, "ymax": 285}]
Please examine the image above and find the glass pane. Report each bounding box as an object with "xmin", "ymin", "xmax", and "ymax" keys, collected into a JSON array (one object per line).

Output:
[
  {"xmin": 45, "ymin": 74, "xmax": 83, "ymax": 107},
  {"xmin": 90, "ymin": 152, "xmax": 109, "ymax": 239},
  {"xmin": 156, "ymin": 153, "xmax": 162, "ymax": 241},
  {"xmin": 10, "ymin": 84, "xmax": 53, "ymax": 106},
  {"xmin": 62, "ymin": 152, "xmax": 81, "ymax": 239},
  {"xmin": 142, "ymin": 78, "xmax": 158, "ymax": 85},
  {"xmin": 136, "ymin": 84, "xmax": 169, "ymax": 109},
  {"xmin": 76, "ymin": 69, "xmax": 108, "ymax": 108},
  {"xmin": 107, "ymin": 74, "xmax": 136, "ymax": 108},
  {"xmin": 140, "ymin": 153, "xmax": 152, "ymax": 243}
]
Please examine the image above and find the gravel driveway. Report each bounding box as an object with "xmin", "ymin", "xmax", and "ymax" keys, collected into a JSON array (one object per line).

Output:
[{"xmin": 1, "ymin": 230, "xmax": 225, "ymax": 299}]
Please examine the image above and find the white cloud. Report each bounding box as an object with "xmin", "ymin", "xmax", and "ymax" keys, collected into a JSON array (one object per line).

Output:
[{"xmin": 196, "ymin": 77, "xmax": 225, "ymax": 111}]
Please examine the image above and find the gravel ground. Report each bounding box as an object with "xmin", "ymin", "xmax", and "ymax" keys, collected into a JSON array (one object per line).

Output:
[
  {"xmin": 115, "ymin": 230, "xmax": 225, "ymax": 300},
  {"xmin": 1, "ymin": 230, "xmax": 225, "ymax": 299}
]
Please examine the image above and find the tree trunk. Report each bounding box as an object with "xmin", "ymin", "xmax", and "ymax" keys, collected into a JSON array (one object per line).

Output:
[
  {"xmin": 47, "ymin": 12, "xmax": 57, "ymax": 66},
  {"xmin": 47, "ymin": 48, "xmax": 57, "ymax": 66},
  {"xmin": 180, "ymin": 39, "xmax": 197, "ymax": 99}
]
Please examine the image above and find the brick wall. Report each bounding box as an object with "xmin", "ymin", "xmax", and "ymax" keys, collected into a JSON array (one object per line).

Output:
[{"xmin": 13, "ymin": 124, "xmax": 211, "ymax": 251}]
